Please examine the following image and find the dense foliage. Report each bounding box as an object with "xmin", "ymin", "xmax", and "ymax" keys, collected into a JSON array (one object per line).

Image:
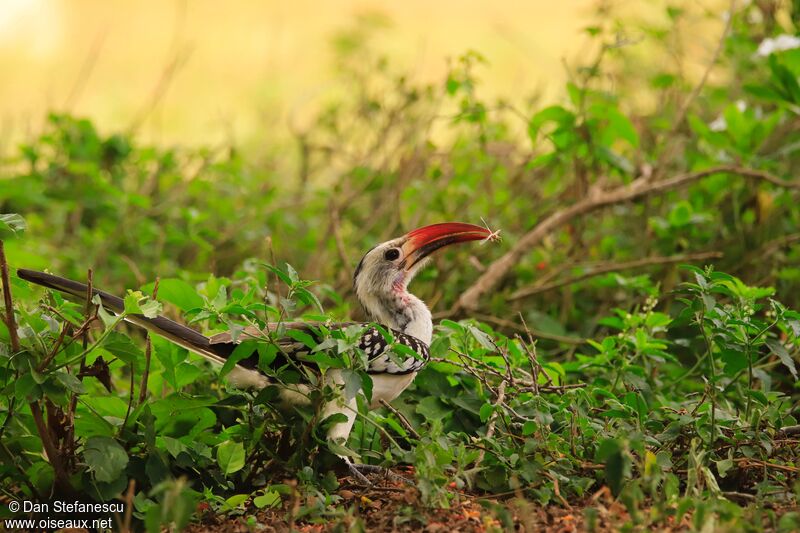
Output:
[{"xmin": 2, "ymin": 1, "xmax": 800, "ymax": 531}]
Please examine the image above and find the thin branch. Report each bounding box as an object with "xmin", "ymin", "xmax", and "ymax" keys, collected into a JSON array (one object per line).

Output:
[
  {"xmin": 510, "ymin": 251, "xmax": 723, "ymax": 300},
  {"xmin": 519, "ymin": 315, "xmax": 552, "ymax": 387},
  {"xmin": 65, "ymin": 269, "xmax": 95, "ymax": 470},
  {"xmin": 742, "ymin": 233, "xmax": 800, "ymax": 268},
  {"xmin": 471, "ymin": 313, "xmax": 585, "ymax": 345},
  {"xmin": 29, "ymin": 402, "xmax": 73, "ymax": 495},
  {"xmin": 522, "ymin": 383, "xmax": 587, "ymax": 394},
  {"xmin": 121, "ymin": 367, "xmax": 135, "ymax": 434},
  {"xmin": 452, "ymin": 165, "xmax": 800, "ymax": 312},
  {"xmin": 378, "ymin": 399, "xmax": 420, "ymax": 440},
  {"xmin": 329, "ymin": 204, "xmax": 351, "ymax": 284},
  {"xmin": 0, "ymin": 440, "xmax": 41, "ymax": 499},
  {"xmin": 0, "ymin": 241, "xmax": 20, "ymax": 352},
  {"xmin": 667, "ymin": 0, "xmax": 736, "ymax": 139},
  {"xmin": 736, "ymin": 458, "xmax": 800, "ymax": 474},
  {"xmin": 139, "ymin": 277, "xmax": 159, "ymax": 405},
  {"xmin": 36, "ymin": 321, "xmax": 72, "ymax": 372},
  {"xmin": 63, "ymin": 30, "xmax": 106, "ymax": 110},
  {"xmin": 473, "ymin": 380, "xmax": 507, "ymax": 471},
  {"xmin": 515, "ymin": 334, "xmax": 539, "ymax": 394}
]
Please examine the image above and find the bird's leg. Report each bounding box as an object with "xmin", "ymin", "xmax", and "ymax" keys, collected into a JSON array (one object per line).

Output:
[
  {"xmin": 343, "ymin": 456, "xmax": 372, "ymax": 485},
  {"xmin": 345, "ymin": 462, "xmax": 413, "ymax": 485}
]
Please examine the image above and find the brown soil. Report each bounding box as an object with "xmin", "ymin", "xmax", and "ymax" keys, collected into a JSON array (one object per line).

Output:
[{"xmin": 182, "ymin": 468, "xmax": 674, "ymax": 533}]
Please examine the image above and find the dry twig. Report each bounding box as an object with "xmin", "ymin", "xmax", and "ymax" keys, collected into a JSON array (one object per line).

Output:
[
  {"xmin": 453, "ymin": 165, "xmax": 800, "ymax": 312},
  {"xmin": 139, "ymin": 277, "xmax": 159, "ymax": 404},
  {"xmin": 0, "ymin": 242, "xmax": 73, "ymax": 495},
  {"xmin": 510, "ymin": 251, "xmax": 723, "ymax": 300}
]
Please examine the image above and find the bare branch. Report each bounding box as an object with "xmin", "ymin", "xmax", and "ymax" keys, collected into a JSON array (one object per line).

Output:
[
  {"xmin": 668, "ymin": 0, "xmax": 736, "ymax": 139},
  {"xmin": 472, "ymin": 313, "xmax": 585, "ymax": 345},
  {"xmin": 0, "ymin": 241, "xmax": 19, "ymax": 352},
  {"xmin": 452, "ymin": 165, "xmax": 800, "ymax": 312},
  {"xmin": 139, "ymin": 277, "xmax": 159, "ymax": 405},
  {"xmin": 510, "ymin": 251, "xmax": 723, "ymax": 300}
]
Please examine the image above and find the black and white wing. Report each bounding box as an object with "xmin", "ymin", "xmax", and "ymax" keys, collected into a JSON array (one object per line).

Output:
[
  {"xmin": 210, "ymin": 323, "xmax": 430, "ymax": 375},
  {"xmin": 17, "ymin": 269, "xmax": 430, "ymax": 381},
  {"xmin": 357, "ymin": 327, "xmax": 430, "ymax": 375}
]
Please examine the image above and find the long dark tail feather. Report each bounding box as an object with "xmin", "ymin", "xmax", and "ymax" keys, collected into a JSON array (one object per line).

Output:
[{"xmin": 16, "ymin": 269, "xmax": 233, "ymax": 364}]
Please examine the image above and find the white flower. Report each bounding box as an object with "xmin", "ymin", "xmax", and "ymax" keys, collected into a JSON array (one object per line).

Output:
[
  {"xmin": 756, "ymin": 34, "xmax": 800, "ymax": 57},
  {"xmin": 709, "ymin": 100, "xmax": 748, "ymax": 131},
  {"xmin": 709, "ymin": 116, "xmax": 727, "ymax": 131}
]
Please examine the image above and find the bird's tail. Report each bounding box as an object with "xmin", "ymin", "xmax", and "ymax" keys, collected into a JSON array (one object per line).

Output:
[{"xmin": 16, "ymin": 269, "xmax": 234, "ymax": 366}]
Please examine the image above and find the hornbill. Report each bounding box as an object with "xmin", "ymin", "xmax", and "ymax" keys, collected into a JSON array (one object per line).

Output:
[{"xmin": 17, "ymin": 222, "xmax": 494, "ymax": 480}]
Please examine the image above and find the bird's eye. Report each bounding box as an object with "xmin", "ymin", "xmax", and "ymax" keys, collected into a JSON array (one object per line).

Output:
[{"xmin": 384, "ymin": 248, "xmax": 401, "ymax": 261}]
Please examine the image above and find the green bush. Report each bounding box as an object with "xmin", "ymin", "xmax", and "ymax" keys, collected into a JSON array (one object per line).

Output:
[{"xmin": 2, "ymin": 1, "xmax": 800, "ymax": 530}]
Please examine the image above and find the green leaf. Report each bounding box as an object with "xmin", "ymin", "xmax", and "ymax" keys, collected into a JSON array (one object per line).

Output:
[
  {"xmin": 340, "ymin": 369, "xmax": 362, "ymax": 401},
  {"xmin": 766, "ymin": 339, "xmax": 797, "ymax": 379},
  {"xmin": 217, "ymin": 440, "xmax": 245, "ymax": 475},
  {"xmin": 468, "ymin": 325, "xmax": 495, "ymax": 350},
  {"xmin": 174, "ymin": 363, "xmax": 203, "ymax": 388},
  {"xmin": 55, "ymin": 371, "xmax": 85, "ymax": 394},
  {"xmin": 285, "ymin": 329, "xmax": 317, "ymax": 349},
  {"xmin": 597, "ymin": 439, "xmax": 627, "ymax": 496},
  {"xmin": 219, "ymin": 341, "xmax": 257, "ymax": 378},
  {"xmin": 142, "ymin": 279, "xmax": 203, "ymax": 312},
  {"xmin": 0, "ymin": 213, "xmax": 27, "ymax": 237},
  {"xmin": 103, "ymin": 332, "xmax": 144, "ymax": 365},
  {"xmin": 591, "ymin": 103, "xmax": 639, "ymax": 147},
  {"xmin": 264, "ymin": 265, "xmax": 294, "ymax": 286},
  {"xmin": 668, "ymin": 201, "xmax": 693, "ymax": 227},
  {"xmin": 526, "ymin": 310, "xmax": 567, "ymax": 337},
  {"xmin": 224, "ymin": 494, "xmax": 249, "ymax": 509},
  {"xmin": 160, "ymin": 436, "xmax": 189, "ymax": 458},
  {"xmin": 445, "ymin": 76, "xmax": 460, "ymax": 95},
  {"xmin": 439, "ymin": 319, "xmax": 465, "ymax": 333},
  {"xmin": 124, "ymin": 292, "xmax": 143, "ymax": 314},
  {"xmin": 528, "ymin": 105, "xmax": 574, "ymax": 142},
  {"xmin": 479, "ymin": 402, "xmax": 494, "ymax": 423},
  {"xmin": 84, "ymin": 436, "xmax": 129, "ymax": 483},
  {"xmin": 327, "ymin": 440, "xmax": 358, "ymax": 458},
  {"xmin": 416, "ymin": 397, "xmax": 451, "ymax": 421},
  {"xmin": 358, "ymin": 371, "xmax": 373, "ymax": 403},
  {"xmin": 769, "ymin": 56, "xmax": 800, "ymax": 104},
  {"xmin": 716, "ymin": 458, "xmax": 734, "ymax": 478},
  {"xmin": 94, "ymin": 295, "xmax": 118, "ymax": 327},
  {"xmin": 253, "ymin": 490, "xmax": 281, "ymax": 509},
  {"xmin": 124, "ymin": 291, "xmax": 163, "ymax": 318},
  {"xmin": 720, "ymin": 349, "xmax": 748, "ymax": 376},
  {"xmin": 294, "ymin": 287, "xmax": 324, "ymax": 312}
]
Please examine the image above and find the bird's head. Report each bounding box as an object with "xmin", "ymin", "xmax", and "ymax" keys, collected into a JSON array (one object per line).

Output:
[{"xmin": 353, "ymin": 222, "xmax": 492, "ymax": 325}]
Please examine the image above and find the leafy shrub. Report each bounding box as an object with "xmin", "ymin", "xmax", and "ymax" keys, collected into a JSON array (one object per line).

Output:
[{"xmin": 2, "ymin": 1, "xmax": 800, "ymax": 530}]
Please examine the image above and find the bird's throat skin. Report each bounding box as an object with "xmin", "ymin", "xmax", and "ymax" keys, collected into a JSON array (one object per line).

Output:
[{"xmin": 360, "ymin": 278, "xmax": 433, "ymax": 346}]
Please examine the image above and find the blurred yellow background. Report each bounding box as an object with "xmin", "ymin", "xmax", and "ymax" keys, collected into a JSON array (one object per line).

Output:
[
  {"xmin": 0, "ymin": 0, "xmax": 600, "ymax": 150},
  {"xmin": 0, "ymin": 0, "xmax": 731, "ymax": 153}
]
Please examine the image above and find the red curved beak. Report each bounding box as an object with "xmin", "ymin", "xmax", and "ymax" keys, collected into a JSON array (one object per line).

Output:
[{"xmin": 400, "ymin": 222, "xmax": 492, "ymax": 270}]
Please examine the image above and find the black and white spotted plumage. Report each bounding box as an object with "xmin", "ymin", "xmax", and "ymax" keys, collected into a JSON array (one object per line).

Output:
[
  {"xmin": 18, "ymin": 222, "xmax": 492, "ymax": 464},
  {"xmin": 207, "ymin": 323, "xmax": 430, "ymax": 376},
  {"xmin": 358, "ymin": 327, "xmax": 429, "ymax": 374},
  {"xmin": 18, "ymin": 221, "xmax": 492, "ymax": 482}
]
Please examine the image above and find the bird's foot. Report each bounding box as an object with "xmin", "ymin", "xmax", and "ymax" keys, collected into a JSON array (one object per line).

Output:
[
  {"xmin": 345, "ymin": 462, "xmax": 412, "ymax": 485},
  {"xmin": 346, "ymin": 461, "xmax": 373, "ymax": 485}
]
